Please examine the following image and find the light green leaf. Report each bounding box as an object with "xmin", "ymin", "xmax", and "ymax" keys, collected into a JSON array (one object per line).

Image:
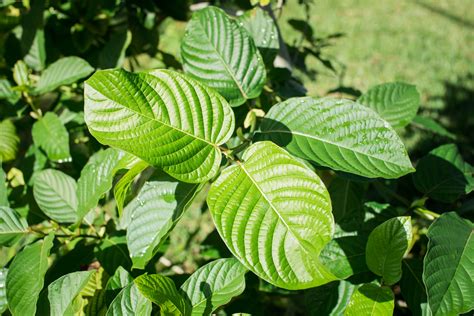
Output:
[
  {"xmin": 0, "ymin": 268, "xmax": 7, "ymax": 314},
  {"xmin": 344, "ymin": 284, "xmax": 394, "ymax": 316},
  {"xmin": 135, "ymin": 274, "xmax": 190, "ymax": 316},
  {"xmin": 33, "ymin": 169, "xmax": 78, "ymax": 223},
  {"xmin": 259, "ymin": 97, "xmax": 414, "ymax": 179},
  {"xmin": 125, "ymin": 178, "xmax": 200, "ymax": 269},
  {"xmin": 366, "ymin": 216, "xmax": 412, "ymax": 285},
  {"xmin": 305, "ymin": 280, "xmax": 356, "ymax": 316},
  {"xmin": 358, "ymin": 82, "xmax": 420, "ymax": 128},
  {"xmin": 34, "ymin": 57, "xmax": 94, "ymax": 94},
  {"xmin": 320, "ymin": 236, "xmax": 368, "ymax": 279},
  {"xmin": 106, "ymin": 282, "xmax": 152, "ymax": 316},
  {"xmin": 180, "ymin": 258, "xmax": 247, "ymax": 315},
  {"xmin": 413, "ymin": 144, "xmax": 474, "ymax": 203},
  {"xmin": 6, "ymin": 234, "xmax": 54, "ymax": 316},
  {"xmin": 23, "ymin": 30, "xmax": 46, "ymax": 71},
  {"xmin": 0, "ymin": 163, "xmax": 7, "ymax": 207},
  {"xmin": 0, "ymin": 119, "xmax": 19, "ymax": 162},
  {"xmin": 84, "ymin": 68, "xmax": 235, "ymax": 183},
  {"xmin": 13, "ymin": 60, "xmax": 29, "ymax": 87},
  {"xmin": 423, "ymin": 212, "xmax": 474, "ymax": 316},
  {"xmin": 208, "ymin": 141, "xmax": 336, "ymax": 290},
  {"xmin": 412, "ymin": 115, "xmax": 456, "ymax": 140},
  {"xmin": 181, "ymin": 6, "xmax": 266, "ymax": 107},
  {"xmin": 401, "ymin": 259, "xmax": 430, "ymax": 316},
  {"xmin": 114, "ymin": 159, "xmax": 149, "ymax": 216},
  {"xmin": 0, "ymin": 206, "xmax": 28, "ymax": 246},
  {"xmin": 0, "ymin": 79, "xmax": 20, "ymax": 104},
  {"xmin": 31, "ymin": 112, "xmax": 71, "ymax": 162},
  {"xmin": 48, "ymin": 270, "xmax": 95, "ymax": 316}
]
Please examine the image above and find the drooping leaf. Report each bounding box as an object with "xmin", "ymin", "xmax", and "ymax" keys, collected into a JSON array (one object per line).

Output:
[
  {"xmin": 114, "ymin": 160, "xmax": 149, "ymax": 215},
  {"xmin": 412, "ymin": 115, "xmax": 456, "ymax": 140},
  {"xmin": 259, "ymin": 97, "xmax": 414, "ymax": 179},
  {"xmin": 0, "ymin": 206, "xmax": 28, "ymax": 246},
  {"xmin": 181, "ymin": 6, "xmax": 266, "ymax": 107},
  {"xmin": 34, "ymin": 57, "xmax": 94, "ymax": 94},
  {"xmin": 208, "ymin": 141, "xmax": 336, "ymax": 290},
  {"xmin": 358, "ymin": 82, "xmax": 420, "ymax": 128},
  {"xmin": 33, "ymin": 169, "xmax": 78, "ymax": 223},
  {"xmin": 366, "ymin": 216, "xmax": 412, "ymax": 285},
  {"xmin": 413, "ymin": 144, "xmax": 474, "ymax": 202},
  {"xmin": 344, "ymin": 284, "xmax": 394, "ymax": 316},
  {"xmin": 180, "ymin": 258, "xmax": 247, "ymax": 315},
  {"xmin": 0, "ymin": 119, "xmax": 19, "ymax": 162},
  {"xmin": 31, "ymin": 112, "xmax": 71, "ymax": 162},
  {"xmin": 400, "ymin": 259, "xmax": 430, "ymax": 316},
  {"xmin": 135, "ymin": 274, "xmax": 190, "ymax": 316},
  {"xmin": 107, "ymin": 282, "xmax": 152, "ymax": 316},
  {"xmin": 305, "ymin": 280, "xmax": 356, "ymax": 316},
  {"xmin": 423, "ymin": 212, "xmax": 474, "ymax": 316},
  {"xmin": 6, "ymin": 234, "xmax": 54, "ymax": 316},
  {"xmin": 84, "ymin": 68, "xmax": 235, "ymax": 183},
  {"xmin": 0, "ymin": 268, "xmax": 7, "ymax": 314}
]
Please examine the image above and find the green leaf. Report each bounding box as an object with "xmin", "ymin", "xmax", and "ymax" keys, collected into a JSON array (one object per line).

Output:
[
  {"xmin": 328, "ymin": 178, "xmax": 365, "ymax": 222},
  {"xmin": 114, "ymin": 160, "xmax": 149, "ymax": 215},
  {"xmin": 180, "ymin": 258, "xmax": 247, "ymax": 315},
  {"xmin": 105, "ymin": 266, "xmax": 133, "ymax": 305},
  {"xmin": 305, "ymin": 280, "xmax": 356, "ymax": 316},
  {"xmin": 84, "ymin": 68, "xmax": 235, "ymax": 183},
  {"xmin": 99, "ymin": 31, "xmax": 132, "ymax": 69},
  {"xmin": 34, "ymin": 57, "xmax": 94, "ymax": 94},
  {"xmin": 125, "ymin": 179, "xmax": 200, "ymax": 269},
  {"xmin": 6, "ymin": 234, "xmax": 54, "ymax": 316},
  {"xmin": 0, "ymin": 206, "xmax": 28, "ymax": 246},
  {"xmin": 259, "ymin": 97, "xmax": 414, "ymax": 179},
  {"xmin": 96, "ymin": 236, "xmax": 132, "ymax": 276},
  {"xmin": 400, "ymin": 259, "xmax": 430, "ymax": 316},
  {"xmin": 135, "ymin": 274, "xmax": 190, "ymax": 316},
  {"xmin": 208, "ymin": 141, "xmax": 336, "ymax": 290},
  {"xmin": 366, "ymin": 216, "xmax": 412, "ymax": 285},
  {"xmin": 0, "ymin": 268, "xmax": 7, "ymax": 314},
  {"xmin": 413, "ymin": 144, "xmax": 474, "ymax": 203},
  {"xmin": 412, "ymin": 115, "xmax": 456, "ymax": 140},
  {"xmin": 344, "ymin": 284, "xmax": 394, "ymax": 316},
  {"xmin": 320, "ymin": 236, "xmax": 368, "ymax": 279},
  {"xmin": 31, "ymin": 112, "xmax": 71, "ymax": 162},
  {"xmin": 423, "ymin": 212, "xmax": 474, "ymax": 316},
  {"xmin": 106, "ymin": 283, "xmax": 152, "ymax": 316},
  {"xmin": 181, "ymin": 6, "xmax": 266, "ymax": 107},
  {"xmin": 13, "ymin": 60, "xmax": 29, "ymax": 87},
  {"xmin": 358, "ymin": 82, "xmax": 420, "ymax": 128},
  {"xmin": 0, "ymin": 79, "xmax": 20, "ymax": 104},
  {"xmin": 48, "ymin": 270, "xmax": 95, "ymax": 315},
  {"xmin": 33, "ymin": 169, "xmax": 78, "ymax": 223},
  {"xmin": 0, "ymin": 163, "xmax": 7, "ymax": 207},
  {"xmin": 0, "ymin": 119, "xmax": 19, "ymax": 162}
]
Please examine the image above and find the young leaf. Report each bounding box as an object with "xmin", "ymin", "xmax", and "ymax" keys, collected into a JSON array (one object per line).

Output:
[
  {"xmin": 114, "ymin": 159, "xmax": 149, "ymax": 215},
  {"xmin": 31, "ymin": 112, "xmax": 71, "ymax": 162},
  {"xmin": 413, "ymin": 144, "xmax": 474, "ymax": 202},
  {"xmin": 180, "ymin": 258, "xmax": 247, "ymax": 315},
  {"xmin": 344, "ymin": 284, "xmax": 394, "ymax": 316},
  {"xmin": 412, "ymin": 115, "xmax": 456, "ymax": 140},
  {"xmin": 208, "ymin": 141, "xmax": 336, "ymax": 290},
  {"xmin": 259, "ymin": 97, "xmax": 414, "ymax": 179},
  {"xmin": 84, "ymin": 68, "xmax": 235, "ymax": 183},
  {"xmin": 135, "ymin": 274, "xmax": 190, "ymax": 316},
  {"xmin": 106, "ymin": 282, "xmax": 152, "ymax": 316},
  {"xmin": 0, "ymin": 206, "xmax": 28, "ymax": 246},
  {"xmin": 328, "ymin": 178, "xmax": 365, "ymax": 221},
  {"xmin": 34, "ymin": 56, "xmax": 94, "ymax": 94},
  {"xmin": 305, "ymin": 280, "xmax": 356, "ymax": 316},
  {"xmin": 423, "ymin": 212, "xmax": 473, "ymax": 316},
  {"xmin": 105, "ymin": 266, "xmax": 133, "ymax": 305},
  {"xmin": 181, "ymin": 6, "xmax": 266, "ymax": 107},
  {"xmin": 48, "ymin": 270, "xmax": 95, "ymax": 315},
  {"xmin": 358, "ymin": 82, "xmax": 420, "ymax": 128},
  {"xmin": 400, "ymin": 259, "xmax": 430, "ymax": 316},
  {"xmin": 365, "ymin": 216, "xmax": 412, "ymax": 285},
  {"xmin": 6, "ymin": 234, "xmax": 54, "ymax": 316},
  {"xmin": 0, "ymin": 119, "xmax": 19, "ymax": 162},
  {"xmin": 0, "ymin": 79, "xmax": 20, "ymax": 104},
  {"xmin": 33, "ymin": 169, "xmax": 78, "ymax": 223},
  {"xmin": 0, "ymin": 269, "xmax": 7, "ymax": 314}
]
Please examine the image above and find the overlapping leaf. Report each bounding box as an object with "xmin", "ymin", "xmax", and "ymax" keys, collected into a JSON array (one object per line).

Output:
[
  {"xmin": 401, "ymin": 259, "xmax": 430, "ymax": 316},
  {"xmin": 344, "ymin": 284, "xmax": 394, "ymax": 316},
  {"xmin": 0, "ymin": 206, "xmax": 28, "ymax": 246},
  {"xmin": 32, "ymin": 112, "xmax": 71, "ymax": 162},
  {"xmin": 0, "ymin": 269, "xmax": 7, "ymax": 314},
  {"xmin": 114, "ymin": 159, "xmax": 149, "ymax": 215},
  {"xmin": 0, "ymin": 119, "xmax": 19, "ymax": 162},
  {"xmin": 305, "ymin": 280, "xmax": 356, "ymax": 316},
  {"xmin": 107, "ymin": 283, "xmax": 152, "ymax": 316}
]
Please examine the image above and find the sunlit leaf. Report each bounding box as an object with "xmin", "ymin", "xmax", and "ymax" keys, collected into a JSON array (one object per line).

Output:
[
  {"xmin": 32, "ymin": 112, "xmax": 71, "ymax": 162},
  {"xmin": 344, "ymin": 284, "xmax": 394, "ymax": 316},
  {"xmin": 106, "ymin": 282, "xmax": 152, "ymax": 316},
  {"xmin": 0, "ymin": 206, "xmax": 28, "ymax": 246},
  {"xmin": 0, "ymin": 119, "xmax": 19, "ymax": 162}
]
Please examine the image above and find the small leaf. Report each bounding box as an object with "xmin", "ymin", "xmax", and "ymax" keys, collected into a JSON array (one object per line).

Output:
[
  {"xmin": 181, "ymin": 6, "xmax": 266, "ymax": 106},
  {"xmin": 0, "ymin": 79, "xmax": 20, "ymax": 104},
  {"xmin": 0, "ymin": 162, "xmax": 8, "ymax": 207},
  {"xmin": 400, "ymin": 259, "xmax": 430, "ymax": 316},
  {"xmin": 412, "ymin": 115, "xmax": 456, "ymax": 140},
  {"xmin": 180, "ymin": 258, "xmax": 247, "ymax": 315},
  {"xmin": 6, "ymin": 234, "xmax": 54, "ymax": 316},
  {"xmin": 366, "ymin": 216, "xmax": 412, "ymax": 285},
  {"xmin": 0, "ymin": 119, "xmax": 19, "ymax": 162},
  {"xmin": 259, "ymin": 97, "xmax": 414, "ymax": 179},
  {"xmin": 423, "ymin": 212, "xmax": 474, "ymax": 316},
  {"xmin": 0, "ymin": 206, "xmax": 28, "ymax": 246},
  {"xmin": 13, "ymin": 60, "xmax": 29, "ymax": 87},
  {"xmin": 305, "ymin": 280, "xmax": 356, "ymax": 316},
  {"xmin": 0, "ymin": 268, "xmax": 7, "ymax": 314},
  {"xmin": 105, "ymin": 266, "xmax": 133, "ymax": 305},
  {"xmin": 106, "ymin": 282, "xmax": 152, "ymax": 316},
  {"xmin": 358, "ymin": 82, "xmax": 420, "ymax": 128},
  {"xmin": 344, "ymin": 284, "xmax": 394, "ymax": 316},
  {"xmin": 33, "ymin": 169, "xmax": 78, "ymax": 223},
  {"xmin": 114, "ymin": 159, "xmax": 149, "ymax": 215},
  {"xmin": 31, "ymin": 112, "xmax": 71, "ymax": 162}
]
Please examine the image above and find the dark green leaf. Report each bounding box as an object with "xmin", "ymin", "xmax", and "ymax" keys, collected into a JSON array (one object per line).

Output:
[{"xmin": 400, "ymin": 259, "xmax": 430, "ymax": 316}]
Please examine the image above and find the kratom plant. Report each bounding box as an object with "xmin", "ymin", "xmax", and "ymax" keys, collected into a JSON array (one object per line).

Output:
[{"xmin": 0, "ymin": 1, "xmax": 473, "ymax": 316}]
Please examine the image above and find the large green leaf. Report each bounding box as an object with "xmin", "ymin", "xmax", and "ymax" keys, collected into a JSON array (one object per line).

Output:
[
  {"xmin": 344, "ymin": 284, "xmax": 394, "ymax": 316},
  {"xmin": 400, "ymin": 259, "xmax": 430, "ymax": 316},
  {"xmin": 33, "ymin": 169, "xmax": 78, "ymax": 223},
  {"xmin": 259, "ymin": 97, "xmax": 414, "ymax": 179},
  {"xmin": 0, "ymin": 206, "xmax": 28, "ymax": 246},
  {"xmin": 413, "ymin": 144, "xmax": 474, "ymax": 203},
  {"xmin": 358, "ymin": 82, "xmax": 420, "ymax": 128},
  {"xmin": 0, "ymin": 268, "xmax": 7, "ymax": 314},
  {"xmin": 6, "ymin": 234, "xmax": 54, "ymax": 316},
  {"xmin": 48, "ymin": 270, "xmax": 95, "ymax": 315},
  {"xmin": 107, "ymin": 282, "xmax": 152, "ymax": 316},
  {"xmin": 181, "ymin": 6, "xmax": 266, "ymax": 107},
  {"xmin": 366, "ymin": 216, "xmax": 412, "ymax": 285},
  {"xmin": 34, "ymin": 56, "xmax": 94, "ymax": 94},
  {"xmin": 31, "ymin": 112, "xmax": 71, "ymax": 162},
  {"xmin": 135, "ymin": 274, "xmax": 190, "ymax": 316},
  {"xmin": 0, "ymin": 119, "xmax": 19, "ymax": 162},
  {"xmin": 125, "ymin": 178, "xmax": 200, "ymax": 269},
  {"xmin": 305, "ymin": 280, "xmax": 356, "ymax": 316},
  {"xmin": 180, "ymin": 258, "xmax": 247, "ymax": 315},
  {"xmin": 423, "ymin": 212, "xmax": 473, "ymax": 316},
  {"xmin": 208, "ymin": 141, "xmax": 336, "ymax": 290},
  {"xmin": 84, "ymin": 68, "xmax": 235, "ymax": 183}
]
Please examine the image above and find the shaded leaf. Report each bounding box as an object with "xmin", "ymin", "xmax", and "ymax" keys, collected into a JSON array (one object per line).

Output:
[
  {"xmin": 114, "ymin": 159, "xmax": 148, "ymax": 216},
  {"xmin": 31, "ymin": 112, "xmax": 71, "ymax": 162},
  {"xmin": 105, "ymin": 266, "xmax": 133, "ymax": 305},
  {"xmin": 99, "ymin": 31, "xmax": 132, "ymax": 69},
  {"xmin": 0, "ymin": 206, "xmax": 28, "ymax": 246},
  {"xmin": 344, "ymin": 284, "xmax": 394, "ymax": 315},
  {"xmin": 412, "ymin": 115, "xmax": 456, "ymax": 140},
  {"xmin": 400, "ymin": 259, "xmax": 430, "ymax": 316},
  {"xmin": 96, "ymin": 236, "xmax": 132, "ymax": 276},
  {"xmin": 305, "ymin": 280, "xmax": 356, "ymax": 316}
]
